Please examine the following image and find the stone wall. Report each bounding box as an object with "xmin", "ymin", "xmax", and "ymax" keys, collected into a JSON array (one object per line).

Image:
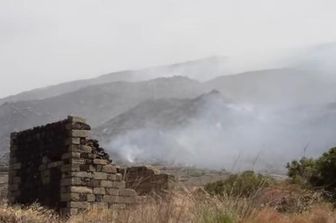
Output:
[
  {"xmin": 8, "ymin": 116, "xmax": 137, "ymax": 215},
  {"xmin": 124, "ymin": 166, "xmax": 175, "ymax": 196}
]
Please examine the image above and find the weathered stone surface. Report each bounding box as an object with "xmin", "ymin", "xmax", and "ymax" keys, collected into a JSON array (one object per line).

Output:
[
  {"xmin": 111, "ymin": 181, "xmax": 125, "ymax": 188},
  {"xmin": 103, "ymin": 165, "xmax": 117, "ymax": 173},
  {"xmin": 80, "ymin": 145, "xmax": 92, "ymax": 153},
  {"xmin": 87, "ymin": 194, "xmax": 95, "ymax": 202},
  {"xmin": 93, "ymin": 187, "xmax": 106, "ymax": 195},
  {"xmin": 119, "ymin": 189, "xmax": 137, "ymax": 197},
  {"xmin": 92, "ymin": 202, "xmax": 108, "ymax": 209},
  {"xmin": 101, "ymin": 180, "xmax": 113, "ymax": 188},
  {"xmin": 65, "ymin": 137, "xmax": 80, "ymax": 145},
  {"xmin": 61, "ymin": 193, "xmax": 81, "ymax": 202},
  {"xmin": 106, "ymin": 188, "xmax": 119, "ymax": 196},
  {"xmin": 70, "ymin": 186, "xmax": 93, "ymax": 194},
  {"xmin": 47, "ymin": 161, "xmax": 63, "ymax": 168},
  {"xmin": 69, "ymin": 201, "xmax": 90, "ymax": 209},
  {"xmin": 71, "ymin": 172, "xmax": 92, "ymax": 178},
  {"xmin": 103, "ymin": 195, "xmax": 119, "ymax": 203},
  {"xmin": 93, "ymin": 172, "xmax": 108, "ymax": 180},
  {"xmin": 118, "ymin": 196, "xmax": 137, "ymax": 204},
  {"xmin": 62, "ymin": 152, "xmax": 81, "ymax": 160},
  {"xmin": 70, "ymin": 130, "xmax": 89, "ymax": 138},
  {"xmin": 8, "ymin": 116, "xmax": 139, "ymax": 215},
  {"xmin": 124, "ymin": 166, "xmax": 175, "ymax": 195},
  {"xmin": 93, "ymin": 159, "xmax": 109, "ymax": 165},
  {"xmin": 68, "ymin": 116, "xmax": 87, "ymax": 124}
]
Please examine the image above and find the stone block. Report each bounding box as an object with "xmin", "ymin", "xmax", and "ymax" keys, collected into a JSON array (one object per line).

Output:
[
  {"xmin": 9, "ymin": 184, "xmax": 19, "ymax": 191},
  {"xmin": 38, "ymin": 164, "xmax": 47, "ymax": 171},
  {"xmin": 80, "ymin": 145, "xmax": 92, "ymax": 153},
  {"xmin": 62, "ymin": 152, "xmax": 81, "ymax": 160},
  {"xmin": 93, "ymin": 159, "xmax": 109, "ymax": 165},
  {"xmin": 80, "ymin": 164, "xmax": 96, "ymax": 172},
  {"xmin": 87, "ymin": 194, "xmax": 95, "ymax": 202},
  {"xmin": 70, "ymin": 186, "xmax": 92, "ymax": 194},
  {"xmin": 12, "ymin": 163, "xmax": 21, "ymax": 170},
  {"xmin": 108, "ymin": 203, "xmax": 126, "ymax": 209},
  {"xmin": 61, "ymin": 186, "xmax": 70, "ymax": 193},
  {"xmin": 47, "ymin": 161, "xmax": 63, "ymax": 168},
  {"xmin": 93, "ymin": 187, "xmax": 106, "ymax": 195},
  {"xmin": 119, "ymin": 189, "xmax": 137, "ymax": 197},
  {"xmin": 71, "ymin": 177, "xmax": 91, "ymax": 186},
  {"xmin": 65, "ymin": 137, "xmax": 81, "ymax": 145},
  {"xmin": 68, "ymin": 116, "xmax": 87, "ymax": 124},
  {"xmin": 118, "ymin": 196, "xmax": 137, "ymax": 204},
  {"xmin": 103, "ymin": 195, "xmax": 118, "ymax": 203},
  {"xmin": 70, "ymin": 130, "xmax": 89, "ymax": 138},
  {"xmin": 61, "ymin": 164, "xmax": 72, "ymax": 172},
  {"xmin": 61, "ymin": 193, "xmax": 80, "ymax": 202},
  {"xmin": 92, "ymin": 202, "xmax": 108, "ymax": 209},
  {"xmin": 12, "ymin": 177, "xmax": 21, "ymax": 184},
  {"xmin": 116, "ymin": 173, "xmax": 123, "ymax": 181},
  {"xmin": 102, "ymin": 165, "xmax": 117, "ymax": 173},
  {"xmin": 62, "ymin": 208, "xmax": 79, "ymax": 216},
  {"xmin": 93, "ymin": 172, "xmax": 108, "ymax": 180},
  {"xmin": 61, "ymin": 178, "xmax": 71, "ymax": 186},
  {"xmin": 72, "ymin": 159, "xmax": 86, "ymax": 165},
  {"xmin": 41, "ymin": 177, "xmax": 50, "ymax": 185},
  {"xmin": 88, "ymin": 179, "xmax": 101, "ymax": 187},
  {"xmin": 111, "ymin": 181, "xmax": 125, "ymax": 189},
  {"xmin": 97, "ymin": 165, "xmax": 104, "ymax": 172},
  {"xmin": 71, "ymin": 171, "xmax": 92, "ymax": 178},
  {"xmin": 107, "ymin": 174, "xmax": 117, "ymax": 181},
  {"xmin": 106, "ymin": 188, "xmax": 119, "ymax": 196},
  {"xmin": 68, "ymin": 201, "xmax": 90, "ymax": 209},
  {"xmin": 101, "ymin": 180, "xmax": 113, "ymax": 188}
]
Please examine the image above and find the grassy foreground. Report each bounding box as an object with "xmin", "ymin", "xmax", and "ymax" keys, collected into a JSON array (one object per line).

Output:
[{"xmin": 0, "ymin": 190, "xmax": 335, "ymax": 223}]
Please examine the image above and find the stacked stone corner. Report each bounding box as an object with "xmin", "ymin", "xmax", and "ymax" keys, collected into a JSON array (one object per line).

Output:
[{"xmin": 7, "ymin": 116, "xmax": 138, "ymax": 216}]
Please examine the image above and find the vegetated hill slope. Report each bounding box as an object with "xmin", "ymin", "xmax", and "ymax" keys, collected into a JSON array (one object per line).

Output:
[
  {"xmin": 93, "ymin": 90, "xmax": 267, "ymax": 167},
  {"xmin": 0, "ymin": 76, "xmax": 205, "ymax": 153},
  {"xmin": 94, "ymin": 90, "xmax": 231, "ymax": 140},
  {"xmin": 0, "ymin": 56, "xmax": 228, "ymax": 105}
]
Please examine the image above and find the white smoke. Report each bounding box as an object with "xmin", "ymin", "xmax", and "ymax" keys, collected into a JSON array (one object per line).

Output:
[{"xmin": 102, "ymin": 92, "xmax": 336, "ymax": 172}]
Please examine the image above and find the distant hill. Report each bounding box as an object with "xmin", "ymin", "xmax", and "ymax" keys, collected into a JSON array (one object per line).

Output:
[
  {"xmin": 206, "ymin": 68, "xmax": 336, "ymax": 105},
  {"xmin": 0, "ymin": 76, "xmax": 205, "ymax": 153},
  {"xmin": 93, "ymin": 90, "xmax": 336, "ymax": 169},
  {"xmin": 94, "ymin": 90, "xmax": 230, "ymax": 140},
  {"xmin": 1, "ymin": 56, "xmax": 336, "ymax": 169},
  {"xmin": 0, "ymin": 56, "xmax": 228, "ymax": 105}
]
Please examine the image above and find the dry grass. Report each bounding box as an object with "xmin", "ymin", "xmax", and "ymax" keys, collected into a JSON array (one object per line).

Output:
[
  {"xmin": 0, "ymin": 191, "xmax": 335, "ymax": 223},
  {"xmin": 0, "ymin": 203, "xmax": 60, "ymax": 223}
]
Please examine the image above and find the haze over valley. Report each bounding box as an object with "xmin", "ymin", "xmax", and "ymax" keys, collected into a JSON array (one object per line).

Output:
[{"xmin": 2, "ymin": 44, "xmax": 336, "ymax": 171}]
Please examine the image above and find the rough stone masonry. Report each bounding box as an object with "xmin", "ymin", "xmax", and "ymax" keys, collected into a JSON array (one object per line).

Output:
[
  {"xmin": 124, "ymin": 166, "xmax": 175, "ymax": 196},
  {"xmin": 7, "ymin": 116, "xmax": 138, "ymax": 215}
]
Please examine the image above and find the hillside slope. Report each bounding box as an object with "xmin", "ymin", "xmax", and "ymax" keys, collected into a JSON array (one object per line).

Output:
[
  {"xmin": 0, "ymin": 56, "xmax": 227, "ymax": 105},
  {"xmin": 0, "ymin": 76, "xmax": 204, "ymax": 153}
]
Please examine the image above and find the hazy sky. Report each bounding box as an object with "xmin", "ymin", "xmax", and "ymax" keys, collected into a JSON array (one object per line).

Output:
[{"xmin": 1, "ymin": 0, "xmax": 336, "ymax": 98}]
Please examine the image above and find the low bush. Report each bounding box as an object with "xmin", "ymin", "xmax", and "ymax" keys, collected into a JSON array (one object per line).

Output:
[
  {"xmin": 287, "ymin": 147, "xmax": 336, "ymax": 201},
  {"xmin": 204, "ymin": 171, "xmax": 274, "ymax": 197}
]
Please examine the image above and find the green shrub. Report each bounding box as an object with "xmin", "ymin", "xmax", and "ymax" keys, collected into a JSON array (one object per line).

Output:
[
  {"xmin": 204, "ymin": 171, "xmax": 274, "ymax": 197},
  {"xmin": 286, "ymin": 157, "xmax": 318, "ymax": 186},
  {"xmin": 287, "ymin": 147, "xmax": 336, "ymax": 201}
]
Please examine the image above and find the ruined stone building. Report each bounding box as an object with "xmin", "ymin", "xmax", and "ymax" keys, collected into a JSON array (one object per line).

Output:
[
  {"xmin": 124, "ymin": 166, "xmax": 175, "ymax": 196},
  {"xmin": 7, "ymin": 116, "xmax": 174, "ymax": 215}
]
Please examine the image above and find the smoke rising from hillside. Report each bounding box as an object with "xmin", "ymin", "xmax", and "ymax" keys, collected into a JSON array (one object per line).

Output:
[{"xmin": 104, "ymin": 89, "xmax": 336, "ymax": 171}]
